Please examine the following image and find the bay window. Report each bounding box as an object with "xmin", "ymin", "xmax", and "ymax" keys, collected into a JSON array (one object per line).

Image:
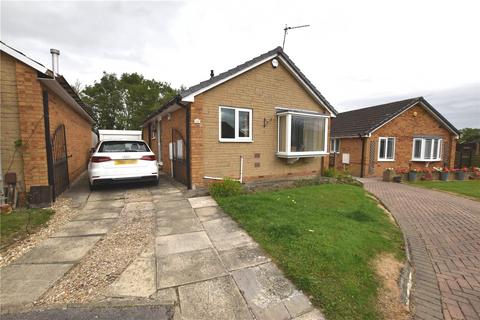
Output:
[
  {"xmin": 219, "ymin": 106, "xmax": 252, "ymax": 142},
  {"xmin": 412, "ymin": 138, "xmax": 442, "ymax": 161},
  {"xmin": 277, "ymin": 111, "xmax": 328, "ymax": 158},
  {"xmin": 378, "ymin": 137, "xmax": 395, "ymax": 161}
]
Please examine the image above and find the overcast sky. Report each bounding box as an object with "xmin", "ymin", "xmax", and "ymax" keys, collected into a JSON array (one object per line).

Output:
[{"xmin": 2, "ymin": 0, "xmax": 479, "ymax": 128}]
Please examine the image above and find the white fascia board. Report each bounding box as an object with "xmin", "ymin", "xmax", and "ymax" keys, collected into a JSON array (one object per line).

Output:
[
  {"xmin": 181, "ymin": 53, "xmax": 278, "ymax": 103},
  {"xmin": 277, "ymin": 56, "xmax": 336, "ymax": 117},
  {"xmin": 369, "ymin": 101, "xmax": 459, "ymax": 138},
  {"xmin": 1, "ymin": 43, "xmax": 49, "ymax": 75},
  {"xmin": 38, "ymin": 78, "xmax": 94, "ymax": 123},
  {"xmin": 144, "ymin": 104, "xmax": 182, "ymax": 125},
  {"xmin": 181, "ymin": 54, "xmax": 336, "ymax": 118}
]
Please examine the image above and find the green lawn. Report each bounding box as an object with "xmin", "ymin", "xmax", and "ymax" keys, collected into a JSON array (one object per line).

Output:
[
  {"xmin": 0, "ymin": 208, "xmax": 54, "ymax": 248},
  {"xmin": 215, "ymin": 184, "xmax": 404, "ymax": 320},
  {"xmin": 408, "ymin": 180, "xmax": 480, "ymax": 200}
]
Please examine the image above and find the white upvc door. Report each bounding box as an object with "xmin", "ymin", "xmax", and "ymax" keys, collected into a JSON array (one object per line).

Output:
[{"xmin": 156, "ymin": 120, "xmax": 163, "ymax": 165}]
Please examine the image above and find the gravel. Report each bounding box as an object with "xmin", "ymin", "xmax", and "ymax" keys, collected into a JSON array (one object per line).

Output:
[
  {"xmin": 0, "ymin": 198, "xmax": 78, "ymax": 268},
  {"xmin": 37, "ymin": 189, "xmax": 155, "ymax": 305}
]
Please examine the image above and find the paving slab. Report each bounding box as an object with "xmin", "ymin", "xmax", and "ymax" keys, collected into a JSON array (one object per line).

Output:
[
  {"xmin": 150, "ymin": 187, "xmax": 182, "ymax": 195},
  {"xmin": 88, "ymin": 191, "xmax": 125, "ymax": 202},
  {"xmin": 188, "ymin": 196, "xmax": 217, "ymax": 209},
  {"xmin": 156, "ymin": 248, "xmax": 227, "ymax": 289},
  {"xmin": 293, "ymin": 309, "xmax": 325, "ymax": 320},
  {"xmin": 0, "ymin": 263, "xmax": 72, "ymax": 306},
  {"xmin": 194, "ymin": 206, "xmax": 228, "ymax": 222},
  {"xmin": 155, "ymin": 207, "xmax": 196, "ymax": 220},
  {"xmin": 156, "ymin": 217, "xmax": 203, "ymax": 236},
  {"xmin": 107, "ymin": 257, "xmax": 156, "ymax": 297},
  {"xmin": 150, "ymin": 288, "xmax": 178, "ymax": 304},
  {"xmin": 177, "ymin": 276, "xmax": 253, "ymax": 320},
  {"xmin": 51, "ymin": 219, "xmax": 116, "ymax": 237},
  {"xmin": 125, "ymin": 201, "xmax": 155, "ymax": 212},
  {"xmin": 155, "ymin": 231, "xmax": 212, "ymax": 257},
  {"xmin": 72, "ymin": 210, "xmax": 120, "ymax": 221},
  {"xmin": 84, "ymin": 199, "xmax": 124, "ymax": 210},
  {"xmin": 15, "ymin": 236, "xmax": 102, "ymax": 264},
  {"xmin": 152, "ymin": 193, "xmax": 185, "ymax": 202},
  {"xmin": 0, "ymin": 304, "xmax": 172, "ymax": 320},
  {"xmin": 218, "ymin": 244, "xmax": 270, "ymax": 271},
  {"xmin": 203, "ymin": 217, "xmax": 255, "ymax": 251},
  {"xmin": 232, "ymin": 262, "xmax": 312, "ymax": 320},
  {"xmin": 154, "ymin": 199, "xmax": 191, "ymax": 210}
]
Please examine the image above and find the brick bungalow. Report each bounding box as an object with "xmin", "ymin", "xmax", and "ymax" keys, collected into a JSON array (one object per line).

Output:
[
  {"xmin": 142, "ymin": 47, "xmax": 337, "ymax": 189},
  {"xmin": 1, "ymin": 41, "xmax": 94, "ymax": 206},
  {"xmin": 330, "ymin": 97, "xmax": 459, "ymax": 177}
]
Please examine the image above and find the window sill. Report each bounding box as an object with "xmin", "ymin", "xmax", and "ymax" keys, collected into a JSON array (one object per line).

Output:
[
  {"xmin": 377, "ymin": 159, "xmax": 395, "ymax": 162},
  {"xmin": 411, "ymin": 159, "xmax": 442, "ymax": 162},
  {"xmin": 276, "ymin": 152, "xmax": 328, "ymax": 158},
  {"xmin": 219, "ymin": 139, "xmax": 253, "ymax": 143}
]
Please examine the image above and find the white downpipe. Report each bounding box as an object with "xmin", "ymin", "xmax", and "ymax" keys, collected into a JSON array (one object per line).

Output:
[
  {"xmin": 239, "ymin": 155, "xmax": 244, "ymax": 183},
  {"xmin": 204, "ymin": 155, "xmax": 244, "ymax": 183}
]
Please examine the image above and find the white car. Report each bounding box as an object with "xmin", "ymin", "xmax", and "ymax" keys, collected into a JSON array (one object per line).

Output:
[{"xmin": 88, "ymin": 140, "xmax": 159, "ymax": 190}]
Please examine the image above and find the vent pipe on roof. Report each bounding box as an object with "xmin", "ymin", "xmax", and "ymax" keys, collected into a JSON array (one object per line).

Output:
[
  {"xmin": 210, "ymin": 70, "xmax": 214, "ymax": 78},
  {"xmin": 50, "ymin": 48, "xmax": 60, "ymax": 77}
]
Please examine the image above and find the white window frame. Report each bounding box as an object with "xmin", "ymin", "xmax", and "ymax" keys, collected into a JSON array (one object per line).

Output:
[
  {"xmin": 276, "ymin": 111, "xmax": 329, "ymax": 158},
  {"xmin": 218, "ymin": 106, "xmax": 253, "ymax": 142},
  {"xmin": 378, "ymin": 137, "xmax": 395, "ymax": 161},
  {"xmin": 411, "ymin": 138, "xmax": 442, "ymax": 161},
  {"xmin": 330, "ymin": 138, "xmax": 340, "ymax": 153}
]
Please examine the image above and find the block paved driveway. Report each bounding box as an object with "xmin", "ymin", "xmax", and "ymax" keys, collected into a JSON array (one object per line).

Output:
[
  {"xmin": 362, "ymin": 179, "xmax": 480, "ymax": 320},
  {"xmin": 1, "ymin": 175, "xmax": 324, "ymax": 320}
]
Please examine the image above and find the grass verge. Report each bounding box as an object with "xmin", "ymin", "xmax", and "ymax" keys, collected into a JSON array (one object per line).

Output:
[
  {"xmin": 215, "ymin": 184, "xmax": 405, "ymax": 320},
  {"xmin": 0, "ymin": 208, "xmax": 54, "ymax": 249},
  {"xmin": 408, "ymin": 180, "xmax": 480, "ymax": 200}
]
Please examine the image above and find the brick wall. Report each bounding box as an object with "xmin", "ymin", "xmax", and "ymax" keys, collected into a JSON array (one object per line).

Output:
[
  {"xmin": 1, "ymin": 53, "xmax": 26, "ymax": 199},
  {"xmin": 159, "ymin": 108, "xmax": 186, "ymax": 176},
  {"xmin": 332, "ymin": 138, "xmax": 364, "ymax": 176},
  {"xmin": 47, "ymin": 89, "xmax": 92, "ymax": 183},
  {"xmin": 2, "ymin": 54, "xmax": 92, "ymax": 203},
  {"xmin": 334, "ymin": 103, "xmax": 457, "ymax": 177},
  {"xmin": 15, "ymin": 60, "xmax": 49, "ymax": 191},
  {"xmin": 189, "ymin": 60, "xmax": 331, "ymax": 188}
]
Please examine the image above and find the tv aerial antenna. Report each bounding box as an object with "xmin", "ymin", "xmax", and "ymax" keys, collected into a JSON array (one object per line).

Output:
[{"xmin": 282, "ymin": 24, "xmax": 310, "ymax": 50}]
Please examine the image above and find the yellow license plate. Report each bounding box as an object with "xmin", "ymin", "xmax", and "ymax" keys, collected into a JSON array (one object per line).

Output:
[{"xmin": 114, "ymin": 160, "xmax": 138, "ymax": 165}]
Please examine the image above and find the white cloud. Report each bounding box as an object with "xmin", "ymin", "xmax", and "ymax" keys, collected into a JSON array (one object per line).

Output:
[{"xmin": 1, "ymin": 0, "xmax": 479, "ymax": 127}]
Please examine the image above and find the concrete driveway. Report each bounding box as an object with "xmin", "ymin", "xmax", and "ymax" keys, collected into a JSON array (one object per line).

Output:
[
  {"xmin": 362, "ymin": 179, "xmax": 480, "ymax": 320},
  {"xmin": 1, "ymin": 175, "xmax": 324, "ymax": 320}
]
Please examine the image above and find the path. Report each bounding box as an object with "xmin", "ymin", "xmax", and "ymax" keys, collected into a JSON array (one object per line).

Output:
[
  {"xmin": 1, "ymin": 175, "xmax": 324, "ymax": 320},
  {"xmin": 362, "ymin": 179, "xmax": 480, "ymax": 320}
]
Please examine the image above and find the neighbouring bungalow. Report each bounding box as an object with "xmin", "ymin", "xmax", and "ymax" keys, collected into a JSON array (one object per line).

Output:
[
  {"xmin": 1, "ymin": 41, "xmax": 94, "ymax": 206},
  {"xmin": 142, "ymin": 47, "xmax": 337, "ymax": 189},
  {"xmin": 330, "ymin": 97, "xmax": 459, "ymax": 177}
]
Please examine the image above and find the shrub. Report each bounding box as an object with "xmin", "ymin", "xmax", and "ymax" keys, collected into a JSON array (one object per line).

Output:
[
  {"xmin": 209, "ymin": 178, "xmax": 243, "ymax": 198},
  {"xmin": 323, "ymin": 168, "xmax": 337, "ymax": 177}
]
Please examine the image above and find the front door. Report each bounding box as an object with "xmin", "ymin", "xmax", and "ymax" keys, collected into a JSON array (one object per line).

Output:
[
  {"xmin": 156, "ymin": 120, "xmax": 163, "ymax": 165},
  {"xmin": 171, "ymin": 128, "xmax": 188, "ymax": 185}
]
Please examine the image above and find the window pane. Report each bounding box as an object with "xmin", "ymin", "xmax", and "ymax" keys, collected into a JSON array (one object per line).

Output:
[
  {"xmin": 433, "ymin": 139, "xmax": 439, "ymax": 159},
  {"xmin": 387, "ymin": 138, "xmax": 394, "ymax": 159},
  {"xmin": 291, "ymin": 116, "xmax": 325, "ymax": 152},
  {"xmin": 221, "ymin": 108, "xmax": 235, "ymax": 139},
  {"xmin": 278, "ymin": 116, "xmax": 287, "ymax": 152},
  {"xmin": 379, "ymin": 139, "xmax": 386, "ymax": 159},
  {"xmin": 414, "ymin": 139, "xmax": 422, "ymax": 158},
  {"xmin": 424, "ymin": 139, "xmax": 432, "ymax": 159},
  {"xmin": 238, "ymin": 111, "xmax": 250, "ymax": 138}
]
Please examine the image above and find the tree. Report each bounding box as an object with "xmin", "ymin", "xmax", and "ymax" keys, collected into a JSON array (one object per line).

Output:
[
  {"xmin": 459, "ymin": 128, "xmax": 480, "ymax": 144},
  {"xmin": 81, "ymin": 72, "xmax": 178, "ymax": 130}
]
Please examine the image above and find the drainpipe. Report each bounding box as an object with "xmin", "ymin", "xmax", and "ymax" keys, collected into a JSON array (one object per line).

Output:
[
  {"xmin": 360, "ymin": 134, "xmax": 366, "ymax": 178},
  {"xmin": 43, "ymin": 90, "xmax": 55, "ymax": 200},
  {"xmin": 185, "ymin": 104, "xmax": 192, "ymax": 189}
]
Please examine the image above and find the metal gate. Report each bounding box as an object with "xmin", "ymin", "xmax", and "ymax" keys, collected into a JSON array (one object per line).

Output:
[
  {"xmin": 171, "ymin": 128, "xmax": 188, "ymax": 185},
  {"xmin": 368, "ymin": 141, "xmax": 375, "ymax": 175},
  {"xmin": 52, "ymin": 124, "xmax": 69, "ymax": 198}
]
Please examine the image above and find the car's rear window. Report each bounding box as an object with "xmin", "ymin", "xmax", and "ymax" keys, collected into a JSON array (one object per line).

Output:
[{"xmin": 98, "ymin": 141, "xmax": 150, "ymax": 153}]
